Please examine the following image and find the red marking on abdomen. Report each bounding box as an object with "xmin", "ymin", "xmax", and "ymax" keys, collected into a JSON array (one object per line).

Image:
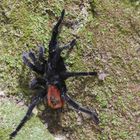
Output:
[{"xmin": 47, "ymin": 85, "xmax": 64, "ymax": 109}]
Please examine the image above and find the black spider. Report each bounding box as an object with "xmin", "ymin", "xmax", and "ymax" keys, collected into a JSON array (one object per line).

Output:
[{"xmin": 10, "ymin": 9, "xmax": 99, "ymax": 139}]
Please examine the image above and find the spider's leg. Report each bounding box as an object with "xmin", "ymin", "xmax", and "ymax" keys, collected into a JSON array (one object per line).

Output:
[
  {"xmin": 28, "ymin": 51, "xmax": 44, "ymax": 66},
  {"xmin": 22, "ymin": 53, "xmax": 44, "ymax": 74},
  {"xmin": 27, "ymin": 46, "xmax": 46, "ymax": 71},
  {"xmin": 29, "ymin": 51, "xmax": 46, "ymax": 73},
  {"xmin": 61, "ymin": 39, "xmax": 76, "ymax": 52},
  {"xmin": 62, "ymin": 91, "xmax": 99, "ymax": 125},
  {"xmin": 63, "ymin": 39, "xmax": 76, "ymax": 58},
  {"xmin": 22, "ymin": 54, "xmax": 38, "ymax": 71},
  {"xmin": 38, "ymin": 45, "xmax": 46, "ymax": 61},
  {"xmin": 49, "ymin": 9, "xmax": 65, "ymax": 54},
  {"xmin": 37, "ymin": 46, "xmax": 47, "ymax": 74},
  {"xmin": 29, "ymin": 77, "xmax": 46, "ymax": 89},
  {"xmin": 9, "ymin": 90, "xmax": 46, "ymax": 139},
  {"xmin": 28, "ymin": 51, "xmax": 37, "ymax": 63},
  {"xmin": 51, "ymin": 39, "xmax": 76, "ymax": 67},
  {"xmin": 61, "ymin": 72, "xmax": 97, "ymax": 79}
]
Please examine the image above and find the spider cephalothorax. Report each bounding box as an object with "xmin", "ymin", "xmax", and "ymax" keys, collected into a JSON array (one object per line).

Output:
[{"xmin": 10, "ymin": 9, "xmax": 99, "ymax": 139}]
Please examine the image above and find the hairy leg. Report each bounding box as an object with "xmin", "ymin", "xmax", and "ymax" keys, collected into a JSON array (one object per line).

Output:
[
  {"xmin": 22, "ymin": 52, "xmax": 45, "ymax": 74},
  {"xmin": 9, "ymin": 90, "xmax": 46, "ymax": 139},
  {"xmin": 37, "ymin": 44, "xmax": 46, "ymax": 61},
  {"xmin": 49, "ymin": 9, "xmax": 65, "ymax": 55},
  {"xmin": 29, "ymin": 77, "xmax": 46, "ymax": 89},
  {"xmin": 28, "ymin": 51, "xmax": 36, "ymax": 63},
  {"xmin": 56, "ymin": 39, "xmax": 76, "ymax": 59},
  {"xmin": 60, "ymin": 71, "xmax": 97, "ymax": 79},
  {"xmin": 61, "ymin": 39, "xmax": 76, "ymax": 52},
  {"xmin": 50, "ymin": 39, "xmax": 76, "ymax": 69},
  {"xmin": 62, "ymin": 91, "xmax": 99, "ymax": 125}
]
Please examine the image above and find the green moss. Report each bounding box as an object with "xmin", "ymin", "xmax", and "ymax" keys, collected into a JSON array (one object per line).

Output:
[{"xmin": 0, "ymin": 97, "xmax": 54, "ymax": 140}]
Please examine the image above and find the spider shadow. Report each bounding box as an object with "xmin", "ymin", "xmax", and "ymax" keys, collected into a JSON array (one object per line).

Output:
[
  {"xmin": 39, "ymin": 105, "xmax": 102, "ymax": 137},
  {"xmin": 38, "ymin": 107, "xmax": 74, "ymax": 135}
]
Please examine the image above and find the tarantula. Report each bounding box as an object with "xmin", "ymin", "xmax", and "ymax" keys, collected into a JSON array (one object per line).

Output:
[{"xmin": 10, "ymin": 9, "xmax": 99, "ymax": 139}]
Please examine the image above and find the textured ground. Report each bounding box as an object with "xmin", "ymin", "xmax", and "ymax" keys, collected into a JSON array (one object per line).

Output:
[{"xmin": 0, "ymin": 0, "xmax": 140, "ymax": 140}]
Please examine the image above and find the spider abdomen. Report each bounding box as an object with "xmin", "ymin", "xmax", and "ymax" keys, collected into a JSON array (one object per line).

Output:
[{"xmin": 47, "ymin": 85, "xmax": 64, "ymax": 109}]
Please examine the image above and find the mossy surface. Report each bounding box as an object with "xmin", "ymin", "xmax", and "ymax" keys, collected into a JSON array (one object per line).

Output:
[
  {"xmin": 0, "ymin": 0, "xmax": 140, "ymax": 140},
  {"xmin": 0, "ymin": 96, "xmax": 54, "ymax": 140}
]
